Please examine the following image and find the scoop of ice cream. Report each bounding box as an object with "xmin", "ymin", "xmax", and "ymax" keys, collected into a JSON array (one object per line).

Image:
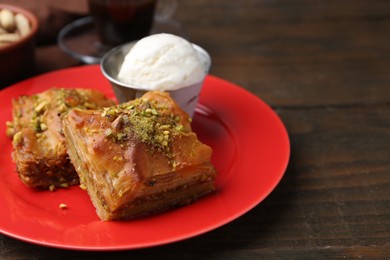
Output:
[{"xmin": 117, "ymin": 33, "xmax": 207, "ymax": 91}]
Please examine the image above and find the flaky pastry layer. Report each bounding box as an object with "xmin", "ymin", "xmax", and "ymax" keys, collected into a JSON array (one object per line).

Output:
[
  {"xmin": 7, "ymin": 88, "xmax": 114, "ymax": 189},
  {"xmin": 63, "ymin": 91, "xmax": 217, "ymax": 220}
]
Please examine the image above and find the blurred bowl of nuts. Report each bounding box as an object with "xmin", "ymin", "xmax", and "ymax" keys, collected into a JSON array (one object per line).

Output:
[{"xmin": 0, "ymin": 4, "xmax": 38, "ymax": 89}]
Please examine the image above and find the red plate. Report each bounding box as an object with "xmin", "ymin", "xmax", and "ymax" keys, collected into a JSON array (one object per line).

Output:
[{"xmin": 0, "ymin": 65, "xmax": 290, "ymax": 250}]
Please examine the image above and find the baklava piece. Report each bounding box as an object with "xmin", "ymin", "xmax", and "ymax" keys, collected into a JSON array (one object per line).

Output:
[
  {"xmin": 6, "ymin": 88, "xmax": 114, "ymax": 190},
  {"xmin": 63, "ymin": 91, "xmax": 216, "ymax": 220}
]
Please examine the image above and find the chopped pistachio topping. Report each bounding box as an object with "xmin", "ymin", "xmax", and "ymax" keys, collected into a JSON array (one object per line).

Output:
[
  {"xmin": 59, "ymin": 183, "xmax": 69, "ymax": 188},
  {"xmin": 13, "ymin": 131, "xmax": 23, "ymax": 144},
  {"xmin": 12, "ymin": 88, "xmax": 113, "ymax": 142},
  {"xmin": 101, "ymin": 97, "xmax": 190, "ymax": 159},
  {"xmin": 49, "ymin": 184, "xmax": 55, "ymax": 192},
  {"xmin": 59, "ymin": 203, "xmax": 67, "ymax": 209},
  {"xmin": 175, "ymin": 124, "xmax": 184, "ymax": 131},
  {"xmin": 113, "ymin": 156, "xmax": 123, "ymax": 162},
  {"xmin": 104, "ymin": 128, "xmax": 113, "ymax": 137},
  {"xmin": 5, "ymin": 121, "xmax": 14, "ymax": 137},
  {"xmin": 40, "ymin": 123, "xmax": 48, "ymax": 131},
  {"xmin": 34, "ymin": 100, "xmax": 48, "ymax": 113}
]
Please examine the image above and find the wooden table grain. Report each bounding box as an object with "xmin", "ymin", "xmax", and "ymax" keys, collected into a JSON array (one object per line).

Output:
[{"xmin": 1, "ymin": 1, "xmax": 389, "ymax": 259}]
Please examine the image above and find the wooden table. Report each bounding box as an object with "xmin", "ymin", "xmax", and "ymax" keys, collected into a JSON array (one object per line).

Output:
[{"xmin": 1, "ymin": 1, "xmax": 389, "ymax": 258}]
